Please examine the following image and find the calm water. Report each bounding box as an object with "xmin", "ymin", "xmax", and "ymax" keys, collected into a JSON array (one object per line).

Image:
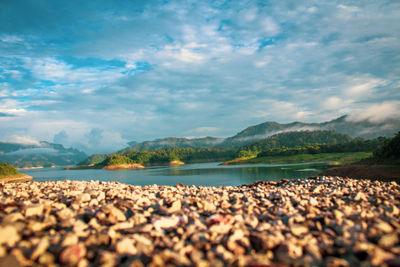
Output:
[{"xmin": 20, "ymin": 162, "xmax": 331, "ymax": 187}]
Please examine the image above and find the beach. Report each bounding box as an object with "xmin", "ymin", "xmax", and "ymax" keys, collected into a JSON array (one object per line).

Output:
[{"xmin": 0, "ymin": 176, "xmax": 399, "ymax": 266}]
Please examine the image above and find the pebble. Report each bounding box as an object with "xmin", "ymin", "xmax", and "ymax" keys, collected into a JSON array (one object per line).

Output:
[
  {"xmin": 115, "ymin": 238, "xmax": 137, "ymax": 255},
  {"xmin": 59, "ymin": 243, "xmax": 86, "ymax": 265},
  {"xmin": 0, "ymin": 177, "xmax": 398, "ymax": 266},
  {"xmin": 24, "ymin": 204, "xmax": 44, "ymax": 217},
  {"xmin": 0, "ymin": 225, "xmax": 20, "ymax": 246}
]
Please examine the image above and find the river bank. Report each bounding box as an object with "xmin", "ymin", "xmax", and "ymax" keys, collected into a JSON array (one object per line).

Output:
[
  {"xmin": 0, "ymin": 173, "xmax": 32, "ymax": 182},
  {"xmin": 220, "ymin": 152, "xmax": 372, "ymax": 165},
  {"xmin": 1, "ymin": 176, "xmax": 399, "ymax": 266},
  {"xmin": 321, "ymin": 163, "xmax": 400, "ymax": 181}
]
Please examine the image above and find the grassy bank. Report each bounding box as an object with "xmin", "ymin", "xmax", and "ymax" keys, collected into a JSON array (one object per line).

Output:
[
  {"xmin": 221, "ymin": 152, "xmax": 372, "ymax": 165},
  {"xmin": 0, "ymin": 161, "xmax": 32, "ymax": 181}
]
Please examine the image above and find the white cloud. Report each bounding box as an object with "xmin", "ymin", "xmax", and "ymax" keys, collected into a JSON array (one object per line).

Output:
[
  {"xmin": 186, "ymin": 127, "xmax": 219, "ymax": 134},
  {"xmin": 0, "ymin": 34, "xmax": 23, "ymax": 43},
  {"xmin": 262, "ymin": 17, "xmax": 280, "ymax": 36},
  {"xmin": 348, "ymin": 101, "xmax": 400, "ymax": 123},
  {"xmin": 344, "ymin": 77, "xmax": 386, "ymax": 98},
  {"xmin": 158, "ymin": 44, "xmax": 207, "ymax": 63},
  {"xmin": 7, "ymin": 136, "xmax": 40, "ymax": 146}
]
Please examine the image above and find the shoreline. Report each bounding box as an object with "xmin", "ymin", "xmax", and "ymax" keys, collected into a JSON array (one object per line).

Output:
[
  {"xmin": 67, "ymin": 160, "xmax": 185, "ymax": 170},
  {"xmin": 0, "ymin": 176, "xmax": 399, "ymax": 266},
  {"xmin": 321, "ymin": 163, "xmax": 400, "ymax": 181},
  {"xmin": 0, "ymin": 173, "xmax": 32, "ymax": 182}
]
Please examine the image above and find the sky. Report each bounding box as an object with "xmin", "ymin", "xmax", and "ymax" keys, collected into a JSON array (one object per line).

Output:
[{"xmin": 0, "ymin": 0, "xmax": 400, "ymax": 154}]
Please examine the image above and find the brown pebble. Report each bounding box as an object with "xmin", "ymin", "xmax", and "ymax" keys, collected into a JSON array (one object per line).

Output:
[{"xmin": 59, "ymin": 243, "xmax": 86, "ymax": 265}]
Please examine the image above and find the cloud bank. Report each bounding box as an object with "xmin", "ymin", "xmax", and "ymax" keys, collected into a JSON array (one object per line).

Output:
[{"xmin": 0, "ymin": 0, "xmax": 399, "ymax": 153}]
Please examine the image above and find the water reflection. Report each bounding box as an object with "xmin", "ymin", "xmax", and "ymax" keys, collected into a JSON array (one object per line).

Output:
[{"xmin": 20, "ymin": 162, "xmax": 330, "ymax": 187}]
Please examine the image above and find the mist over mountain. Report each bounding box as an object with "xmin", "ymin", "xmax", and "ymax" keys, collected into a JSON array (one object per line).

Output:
[
  {"xmin": 0, "ymin": 141, "xmax": 87, "ymax": 168},
  {"xmin": 121, "ymin": 116, "xmax": 400, "ymax": 152}
]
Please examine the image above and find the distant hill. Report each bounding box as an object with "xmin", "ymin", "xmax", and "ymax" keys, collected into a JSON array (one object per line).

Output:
[
  {"xmin": 120, "ymin": 115, "xmax": 400, "ymax": 152},
  {"xmin": 119, "ymin": 136, "xmax": 224, "ymax": 153},
  {"xmin": 0, "ymin": 141, "xmax": 87, "ymax": 168},
  {"xmin": 77, "ymin": 154, "xmax": 107, "ymax": 166},
  {"xmin": 237, "ymin": 130, "xmax": 354, "ymax": 156},
  {"xmin": 220, "ymin": 115, "xmax": 400, "ymax": 148}
]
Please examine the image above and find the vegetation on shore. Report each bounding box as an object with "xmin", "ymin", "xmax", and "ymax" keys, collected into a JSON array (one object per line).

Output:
[
  {"xmin": 235, "ymin": 130, "xmax": 377, "ymax": 158},
  {"xmin": 0, "ymin": 161, "xmax": 32, "ymax": 181},
  {"xmin": 222, "ymin": 134, "xmax": 386, "ymax": 165},
  {"xmin": 76, "ymin": 148, "xmax": 235, "ymax": 169},
  {"xmin": 221, "ymin": 152, "xmax": 372, "ymax": 165},
  {"xmin": 74, "ymin": 130, "xmax": 391, "ymax": 169},
  {"xmin": 321, "ymin": 132, "xmax": 400, "ymax": 179}
]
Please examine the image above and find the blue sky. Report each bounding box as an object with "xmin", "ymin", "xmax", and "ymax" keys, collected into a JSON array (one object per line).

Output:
[{"xmin": 0, "ymin": 0, "xmax": 399, "ymax": 153}]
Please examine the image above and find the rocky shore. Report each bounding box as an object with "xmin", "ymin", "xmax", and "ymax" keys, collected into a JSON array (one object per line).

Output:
[{"xmin": 0, "ymin": 177, "xmax": 399, "ymax": 266}]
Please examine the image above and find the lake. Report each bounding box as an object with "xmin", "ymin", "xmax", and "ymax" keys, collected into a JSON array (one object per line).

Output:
[{"xmin": 19, "ymin": 162, "xmax": 332, "ymax": 187}]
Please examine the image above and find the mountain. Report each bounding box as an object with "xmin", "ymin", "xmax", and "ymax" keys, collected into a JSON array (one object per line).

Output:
[
  {"xmin": 119, "ymin": 136, "xmax": 224, "ymax": 153},
  {"xmin": 238, "ymin": 130, "xmax": 354, "ymax": 155},
  {"xmin": 221, "ymin": 115, "xmax": 400, "ymax": 148},
  {"xmin": 0, "ymin": 141, "xmax": 87, "ymax": 168},
  {"xmin": 121, "ymin": 115, "xmax": 400, "ymax": 152}
]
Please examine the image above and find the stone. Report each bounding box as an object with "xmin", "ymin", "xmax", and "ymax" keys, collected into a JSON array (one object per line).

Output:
[
  {"xmin": 291, "ymin": 224, "xmax": 309, "ymax": 236},
  {"xmin": 24, "ymin": 204, "xmax": 44, "ymax": 217},
  {"xmin": 59, "ymin": 243, "xmax": 87, "ymax": 265},
  {"xmin": 103, "ymin": 205, "xmax": 126, "ymax": 223},
  {"xmin": 56, "ymin": 208, "xmax": 74, "ymax": 220},
  {"xmin": 30, "ymin": 237, "xmax": 49, "ymax": 260},
  {"xmin": 2, "ymin": 212, "xmax": 24, "ymax": 224},
  {"xmin": 153, "ymin": 216, "xmax": 180, "ymax": 229},
  {"xmin": 62, "ymin": 233, "xmax": 79, "ymax": 247},
  {"xmin": 115, "ymin": 238, "xmax": 137, "ymax": 255},
  {"xmin": 0, "ymin": 225, "xmax": 20, "ymax": 246},
  {"xmin": 378, "ymin": 233, "xmax": 398, "ymax": 248},
  {"xmin": 227, "ymin": 229, "xmax": 248, "ymax": 255},
  {"xmin": 76, "ymin": 193, "xmax": 91, "ymax": 203},
  {"xmin": 167, "ymin": 200, "xmax": 182, "ymax": 213}
]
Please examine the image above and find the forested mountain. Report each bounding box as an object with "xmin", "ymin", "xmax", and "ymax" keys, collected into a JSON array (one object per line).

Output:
[
  {"xmin": 119, "ymin": 137, "xmax": 224, "ymax": 153},
  {"xmin": 236, "ymin": 130, "xmax": 354, "ymax": 157},
  {"xmin": 0, "ymin": 141, "xmax": 87, "ymax": 168},
  {"xmin": 80, "ymin": 147, "xmax": 235, "ymax": 167},
  {"xmin": 121, "ymin": 115, "xmax": 400, "ymax": 152}
]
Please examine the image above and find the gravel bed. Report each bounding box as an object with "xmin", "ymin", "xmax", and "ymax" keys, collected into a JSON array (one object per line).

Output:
[{"xmin": 0, "ymin": 176, "xmax": 399, "ymax": 266}]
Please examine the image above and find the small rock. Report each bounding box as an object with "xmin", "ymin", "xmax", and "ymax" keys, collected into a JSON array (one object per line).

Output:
[
  {"xmin": 115, "ymin": 238, "xmax": 137, "ymax": 255},
  {"xmin": 370, "ymin": 247, "xmax": 395, "ymax": 266},
  {"xmin": 276, "ymin": 242, "xmax": 303, "ymax": 259},
  {"xmin": 24, "ymin": 204, "xmax": 44, "ymax": 217},
  {"xmin": 62, "ymin": 233, "xmax": 79, "ymax": 247},
  {"xmin": 291, "ymin": 224, "xmax": 309, "ymax": 236},
  {"xmin": 103, "ymin": 205, "xmax": 126, "ymax": 223},
  {"xmin": 31, "ymin": 237, "xmax": 49, "ymax": 260},
  {"xmin": 167, "ymin": 200, "xmax": 182, "ymax": 213},
  {"xmin": 59, "ymin": 243, "xmax": 86, "ymax": 265},
  {"xmin": 309, "ymin": 197, "xmax": 318, "ymax": 206},
  {"xmin": 227, "ymin": 229, "xmax": 248, "ymax": 255},
  {"xmin": 378, "ymin": 233, "xmax": 398, "ymax": 248},
  {"xmin": 56, "ymin": 208, "xmax": 74, "ymax": 220},
  {"xmin": 0, "ymin": 225, "xmax": 20, "ymax": 246},
  {"xmin": 153, "ymin": 216, "xmax": 180, "ymax": 229},
  {"xmin": 76, "ymin": 193, "xmax": 91, "ymax": 203},
  {"xmin": 38, "ymin": 253, "xmax": 55, "ymax": 266}
]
